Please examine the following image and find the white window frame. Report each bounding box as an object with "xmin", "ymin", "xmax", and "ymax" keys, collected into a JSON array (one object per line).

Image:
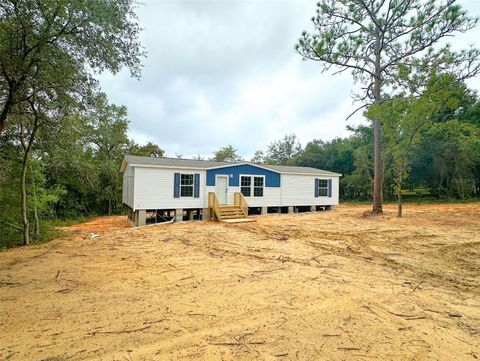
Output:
[
  {"xmin": 318, "ymin": 179, "xmax": 329, "ymax": 197},
  {"xmin": 180, "ymin": 173, "xmax": 194, "ymax": 198},
  {"xmin": 240, "ymin": 174, "xmax": 265, "ymax": 198}
]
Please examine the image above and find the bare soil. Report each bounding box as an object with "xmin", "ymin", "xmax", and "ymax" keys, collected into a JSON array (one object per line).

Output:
[{"xmin": 1, "ymin": 204, "xmax": 479, "ymax": 360}]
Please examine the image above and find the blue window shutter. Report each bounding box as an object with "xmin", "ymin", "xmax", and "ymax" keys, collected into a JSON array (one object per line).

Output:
[
  {"xmin": 314, "ymin": 178, "xmax": 319, "ymax": 197},
  {"xmin": 174, "ymin": 173, "xmax": 180, "ymax": 198},
  {"xmin": 194, "ymin": 173, "xmax": 200, "ymax": 198},
  {"xmin": 328, "ymin": 179, "xmax": 332, "ymax": 197}
]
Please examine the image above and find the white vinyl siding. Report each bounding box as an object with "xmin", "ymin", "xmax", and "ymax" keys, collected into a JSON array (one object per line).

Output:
[
  {"xmin": 133, "ymin": 167, "xmax": 205, "ymax": 210},
  {"xmin": 125, "ymin": 164, "xmax": 340, "ymax": 210},
  {"xmin": 122, "ymin": 165, "xmax": 134, "ymax": 208},
  {"xmin": 205, "ymin": 186, "xmax": 282, "ymax": 207},
  {"xmin": 281, "ymin": 174, "xmax": 339, "ymax": 206}
]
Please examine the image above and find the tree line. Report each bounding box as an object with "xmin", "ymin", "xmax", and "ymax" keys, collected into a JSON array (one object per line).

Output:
[
  {"xmin": 0, "ymin": 0, "xmax": 152, "ymax": 247},
  {"xmin": 2, "ymin": 0, "xmax": 480, "ymax": 248}
]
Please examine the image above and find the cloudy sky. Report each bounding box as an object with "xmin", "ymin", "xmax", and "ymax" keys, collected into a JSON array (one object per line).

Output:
[{"xmin": 98, "ymin": 0, "xmax": 480, "ymax": 159}]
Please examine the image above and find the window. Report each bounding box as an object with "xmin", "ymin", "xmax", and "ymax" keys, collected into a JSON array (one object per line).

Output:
[
  {"xmin": 240, "ymin": 176, "xmax": 251, "ymax": 197},
  {"xmin": 254, "ymin": 177, "xmax": 264, "ymax": 197},
  {"xmin": 180, "ymin": 174, "xmax": 194, "ymax": 197},
  {"xmin": 318, "ymin": 179, "xmax": 328, "ymax": 197},
  {"xmin": 241, "ymin": 175, "xmax": 264, "ymax": 197}
]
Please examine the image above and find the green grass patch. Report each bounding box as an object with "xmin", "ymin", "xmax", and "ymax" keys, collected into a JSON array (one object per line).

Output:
[{"xmin": 0, "ymin": 215, "xmax": 97, "ymax": 250}]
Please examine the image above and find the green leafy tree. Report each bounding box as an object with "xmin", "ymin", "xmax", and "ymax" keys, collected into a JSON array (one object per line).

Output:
[
  {"xmin": 0, "ymin": 0, "xmax": 143, "ymax": 245},
  {"xmin": 0, "ymin": 131, "xmax": 64, "ymax": 247},
  {"xmin": 369, "ymin": 73, "xmax": 480, "ymax": 215},
  {"xmin": 339, "ymin": 126, "xmax": 376, "ymax": 200},
  {"xmin": 0, "ymin": 143, "xmax": 23, "ymax": 246},
  {"xmin": 8, "ymin": 80, "xmax": 77, "ymax": 244},
  {"xmin": 368, "ymin": 97, "xmax": 428, "ymax": 216},
  {"xmin": 0, "ymin": 0, "xmax": 143, "ymax": 135},
  {"xmin": 212, "ymin": 145, "xmax": 243, "ymax": 162},
  {"xmin": 250, "ymin": 150, "xmax": 266, "ymax": 164},
  {"xmin": 129, "ymin": 142, "xmax": 164, "ymax": 158},
  {"xmin": 411, "ymin": 121, "xmax": 480, "ymax": 198},
  {"xmin": 40, "ymin": 113, "xmax": 99, "ymax": 218},
  {"xmin": 263, "ymin": 134, "xmax": 302, "ymax": 165},
  {"xmin": 296, "ymin": 129, "xmax": 374, "ymax": 199},
  {"xmin": 296, "ymin": 0, "xmax": 479, "ymax": 213},
  {"xmin": 87, "ymin": 94, "xmax": 130, "ymax": 215},
  {"xmin": 297, "ymin": 138, "xmax": 355, "ymax": 175}
]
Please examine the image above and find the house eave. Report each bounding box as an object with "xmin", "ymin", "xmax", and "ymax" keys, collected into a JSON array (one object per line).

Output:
[
  {"xmin": 122, "ymin": 159, "xmax": 342, "ymax": 177},
  {"xmin": 205, "ymin": 162, "xmax": 281, "ymax": 174},
  {"xmin": 126, "ymin": 163, "xmax": 209, "ymax": 171}
]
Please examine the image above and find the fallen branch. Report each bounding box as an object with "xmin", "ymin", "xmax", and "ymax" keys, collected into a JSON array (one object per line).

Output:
[
  {"xmin": 31, "ymin": 243, "xmax": 57, "ymax": 259},
  {"xmin": 362, "ymin": 305, "xmax": 387, "ymax": 320},
  {"xmin": 178, "ymin": 275, "xmax": 195, "ymax": 281},
  {"xmin": 412, "ymin": 280, "xmax": 424, "ymax": 292},
  {"xmin": 252, "ymin": 267, "xmax": 285, "ymax": 274},
  {"xmin": 143, "ymin": 318, "xmax": 167, "ymax": 325},
  {"xmin": 338, "ymin": 347, "xmax": 361, "ymax": 351},
  {"xmin": 135, "ymin": 259, "xmax": 159, "ymax": 268},
  {"xmin": 386, "ymin": 310, "xmax": 426, "ymax": 320},
  {"xmin": 0, "ymin": 280, "xmax": 20, "ymax": 286},
  {"xmin": 88, "ymin": 325, "xmax": 151, "ymax": 336},
  {"xmin": 210, "ymin": 340, "xmax": 265, "ymax": 347},
  {"xmin": 210, "ymin": 342, "xmax": 242, "ymax": 346}
]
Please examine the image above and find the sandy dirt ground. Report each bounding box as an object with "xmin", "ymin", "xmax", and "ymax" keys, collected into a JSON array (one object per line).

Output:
[{"xmin": 0, "ymin": 204, "xmax": 479, "ymax": 361}]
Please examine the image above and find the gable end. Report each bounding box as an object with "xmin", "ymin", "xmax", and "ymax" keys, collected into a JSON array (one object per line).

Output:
[{"xmin": 206, "ymin": 164, "xmax": 280, "ymax": 187}]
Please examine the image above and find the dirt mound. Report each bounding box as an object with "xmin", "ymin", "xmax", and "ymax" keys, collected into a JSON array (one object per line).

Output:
[{"xmin": 60, "ymin": 215, "xmax": 131, "ymax": 234}]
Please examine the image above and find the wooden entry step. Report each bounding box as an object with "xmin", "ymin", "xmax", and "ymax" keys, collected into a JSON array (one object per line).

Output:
[
  {"xmin": 219, "ymin": 205, "xmax": 247, "ymax": 220},
  {"xmin": 221, "ymin": 218, "xmax": 256, "ymax": 223}
]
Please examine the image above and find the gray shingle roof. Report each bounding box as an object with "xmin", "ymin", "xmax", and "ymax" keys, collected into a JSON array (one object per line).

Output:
[
  {"xmin": 262, "ymin": 164, "xmax": 341, "ymax": 176},
  {"xmin": 124, "ymin": 155, "xmax": 231, "ymax": 169},
  {"xmin": 123, "ymin": 155, "xmax": 341, "ymax": 176}
]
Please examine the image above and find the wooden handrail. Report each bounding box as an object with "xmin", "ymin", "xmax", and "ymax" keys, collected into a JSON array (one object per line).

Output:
[
  {"xmin": 208, "ymin": 192, "xmax": 222, "ymax": 221},
  {"xmin": 234, "ymin": 192, "xmax": 248, "ymax": 216}
]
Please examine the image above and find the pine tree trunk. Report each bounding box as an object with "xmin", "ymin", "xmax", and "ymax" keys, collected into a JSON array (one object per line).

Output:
[
  {"xmin": 372, "ymin": 29, "xmax": 383, "ymax": 214},
  {"xmin": 372, "ymin": 117, "xmax": 383, "ymax": 213}
]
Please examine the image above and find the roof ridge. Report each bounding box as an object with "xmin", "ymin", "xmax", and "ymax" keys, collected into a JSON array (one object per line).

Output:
[
  {"xmin": 125, "ymin": 154, "xmax": 230, "ymax": 163},
  {"xmin": 123, "ymin": 155, "xmax": 341, "ymax": 176}
]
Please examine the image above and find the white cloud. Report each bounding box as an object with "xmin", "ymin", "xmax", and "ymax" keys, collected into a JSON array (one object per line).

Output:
[{"xmin": 98, "ymin": 0, "xmax": 480, "ymax": 159}]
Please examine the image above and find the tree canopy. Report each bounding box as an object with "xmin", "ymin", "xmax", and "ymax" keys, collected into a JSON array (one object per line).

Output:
[
  {"xmin": 296, "ymin": 0, "xmax": 479, "ymax": 213},
  {"xmin": 212, "ymin": 145, "xmax": 243, "ymax": 162},
  {"xmin": 0, "ymin": 0, "xmax": 144, "ymax": 135},
  {"xmin": 251, "ymin": 134, "xmax": 302, "ymax": 165}
]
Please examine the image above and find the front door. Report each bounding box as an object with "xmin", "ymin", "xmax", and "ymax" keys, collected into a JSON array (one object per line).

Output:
[{"xmin": 216, "ymin": 176, "xmax": 228, "ymax": 204}]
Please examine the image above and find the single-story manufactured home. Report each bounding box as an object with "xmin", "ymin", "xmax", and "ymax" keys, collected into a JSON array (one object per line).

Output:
[{"xmin": 120, "ymin": 155, "xmax": 341, "ymax": 226}]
